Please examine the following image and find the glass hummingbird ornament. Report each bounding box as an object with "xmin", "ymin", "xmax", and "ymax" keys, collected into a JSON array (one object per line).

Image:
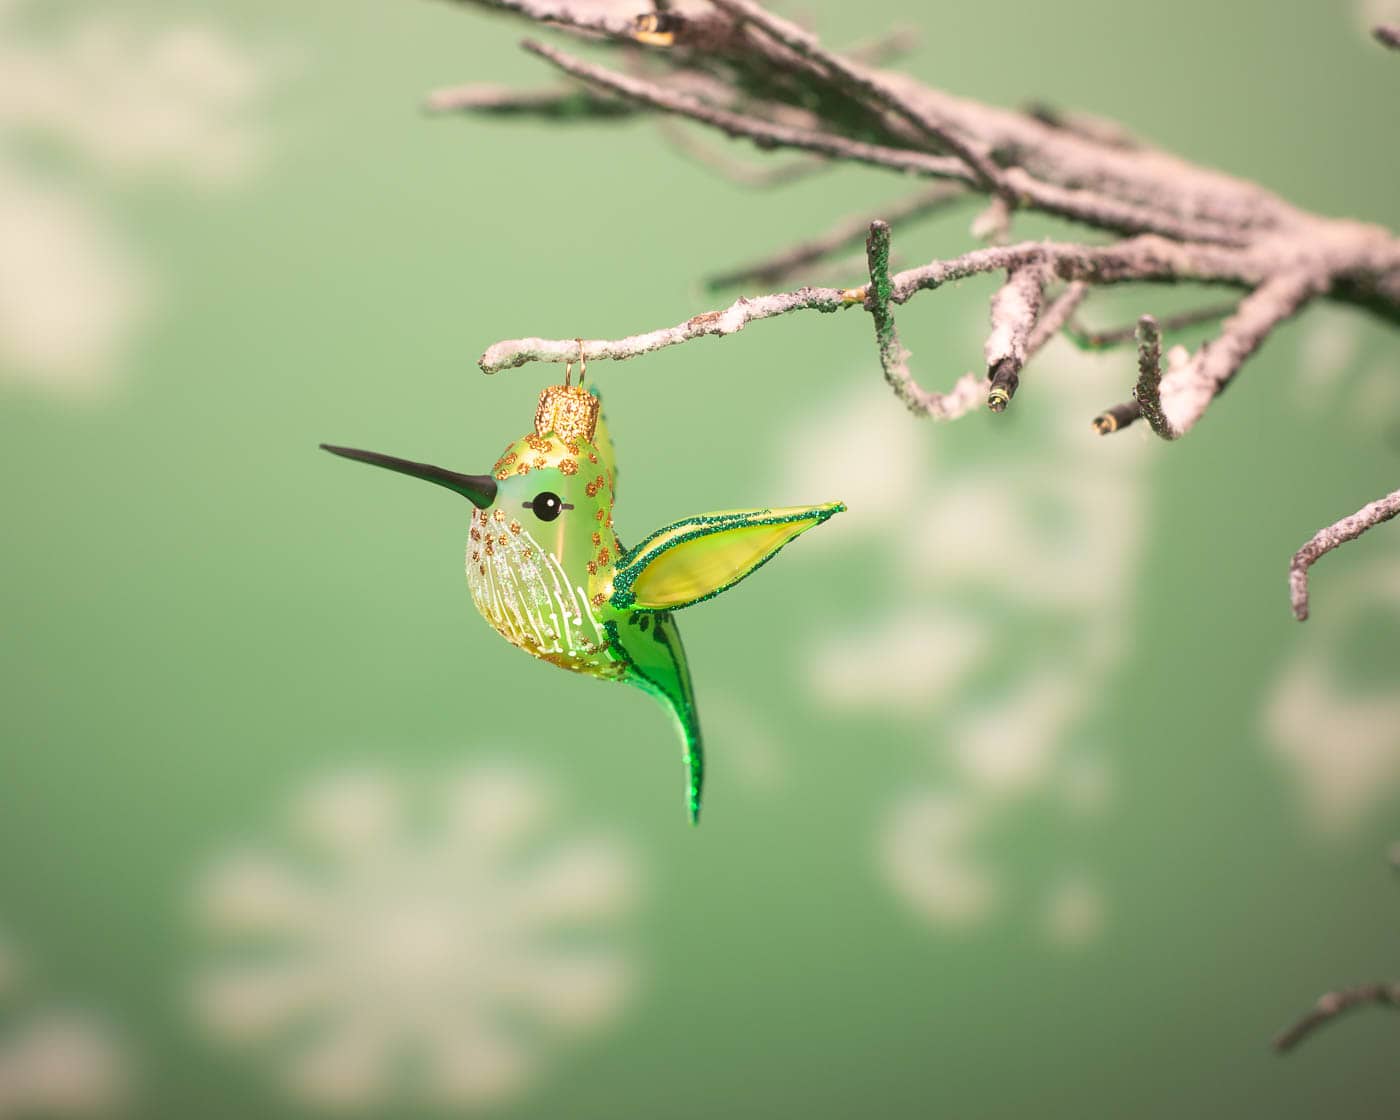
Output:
[{"xmin": 321, "ymin": 372, "xmax": 843, "ymax": 823}]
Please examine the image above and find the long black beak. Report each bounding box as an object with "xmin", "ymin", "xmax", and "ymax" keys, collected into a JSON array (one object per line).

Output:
[{"xmin": 320, "ymin": 444, "xmax": 497, "ymax": 509}]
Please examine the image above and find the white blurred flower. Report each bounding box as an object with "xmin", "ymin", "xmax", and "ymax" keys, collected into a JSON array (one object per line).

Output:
[
  {"xmin": 807, "ymin": 612, "xmax": 987, "ymax": 715},
  {"xmin": 191, "ymin": 765, "xmax": 640, "ymax": 1112},
  {"xmin": 0, "ymin": 932, "xmax": 132, "ymax": 1118},
  {"xmin": 1263, "ymin": 555, "xmax": 1400, "ymax": 832},
  {"xmin": 0, "ymin": 167, "xmax": 150, "ymax": 394},
  {"xmin": 880, "ymin": 794, "xmax": 998, "ymax": 927},
  {"xmin": 1295, "ymin": 306, "xmax": 1362, "ymax": 397},
  {"xmin": 702, "ymin": 694, "xmax": 788, "ymax": 793},
  {"xmin": 951, "ymin": 670, "xmax": 1080, "ymax": 796},
  {"xmin": 0, "ymin": 1, "xmax": 280, "ymax": 394},
  {"xmin": 779, "ymin": 341, "xmax": 1148, "ymax": 939},
  {"xmin": 1042, "ymin": 875, "xmax": 1105, "ymax": 949}
]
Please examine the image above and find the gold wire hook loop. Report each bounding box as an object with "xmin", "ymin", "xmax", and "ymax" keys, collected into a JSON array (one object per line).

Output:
[
  {"xmin": 563, "ymin": 359, "xmax": 573, "ymax": 388},
  {"xmin": 576, "ymin": 338, "xmax": 586, "ymax": 387}
]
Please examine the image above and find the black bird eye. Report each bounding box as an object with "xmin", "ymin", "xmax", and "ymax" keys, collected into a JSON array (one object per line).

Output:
[{"xmin": 526, "ymin": 491, "xmax": 571, "ymax": 522}]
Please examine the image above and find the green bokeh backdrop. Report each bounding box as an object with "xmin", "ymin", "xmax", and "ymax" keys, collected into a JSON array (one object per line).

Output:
[{"xmin": 2, "ymin": 1, "xmax": 1398, "ymax": 1116}]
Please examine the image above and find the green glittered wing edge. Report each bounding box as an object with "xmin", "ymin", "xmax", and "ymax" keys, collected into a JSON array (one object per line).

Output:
[{"xmin": 609, "ymin": 502, "xmax": 845, "ymax": 612}]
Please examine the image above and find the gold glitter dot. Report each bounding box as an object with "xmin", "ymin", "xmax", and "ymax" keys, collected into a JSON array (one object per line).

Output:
[
  {"xmin": 559, "ymin": 458, "xmax": 578, "ymax": 476},
  {"xmin": 565, "ymin": 439, "xmax": 582, "ymax": 456},
  {"xmin": 495, "ymin": 470, "xmax": 509, "ymax": 481},
  {"xmin": 522, "ymin": 548, "xmax": 532, "ymax": 560},
  {"xmin": 592, "ymin": 592, "xmax": 607, "ymax": 607},
  {"xmin": 516, "ymin": 462, "xmax": 530, "ymax": 475},
  {"xmin": 586, "ymin": 560, "xmax": 597, "ymax": 575},
  {"xmin": 470, "ymin": 527, "xmax": 481, "ymax": 541},
  {"xmin": 591, "ymin": 531, "xmax": 601, "ymax": 546},
  {"xmin": 493, "ymin": 509, "xmax": 505, "ymax": 523},
  {"xmin": 597, "ymin": 546, "xmax": 610, "ymax": 565},
  {"xmin": 508, "ymin": 520, "xmax": 521, "ymax": 535},
  {"xmin": 533, "ymin": 456, "xmax": 547, "ymax": 469},
  {"xmin": 596, "ymin": 509, "xmax": 605, "ymax": 522},
  {"xmin": 585, "ymin": 475, "xmax": 604, "ymax": 498},
  {"xmin": 479, "ymin": 564, "xmax": 486, "ymax": 576},
  {"xmin": 470, "ymin": 550, "xmax": 479, "ymax": 563},
  {"xmin": 485, "ymin": 538, "xmax": 494, "ymax": 556},
  {"xmin": 498, "ymin": 534, "xmax": 508, "ymax": 547}
]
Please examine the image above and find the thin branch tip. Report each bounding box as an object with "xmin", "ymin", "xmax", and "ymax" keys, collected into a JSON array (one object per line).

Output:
[
  {"xmin": 1289, "ymin": 487, "xmax": 1400, "ymax": 621},
  {"xmin": 1273, "ymin": 982, "xmax": 1400, "ymax": 1052}
]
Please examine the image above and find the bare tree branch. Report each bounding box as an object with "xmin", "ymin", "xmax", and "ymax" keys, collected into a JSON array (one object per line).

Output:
[
  {"xmin": 518, "ymin": 40, "xmax": 1253, "ymax": 245},
  {"xmin": 1064, "ymin": 302, "xmax": 1237, "ymax": 350},
  {"xmin": 1022, "ymin": 101, "xmax": 1142, "ymax": 150},
  {"xmin": 424, "ymin": 80, "xmax": 633, "ymax": 117},
  {"xmin": 518, "ymin": 39, "xmax": 972, "ymax": 179},
  {"xmin": 1133, "ymin": 314, "xmax": 1174, "ymax": 438},
  {"xmin": 1376, "ymin": 24, "xmax": 1400, "ymax": 50},
  {"xmin": 1027, "ymin": 281, "xmax": 1090, "ymax": 351},
  {"xmin": 985, "ymin": 266, "xmax": 1047, "ymax": 411},
  {"xmin": 709, "ymin": 0, "xmax": 1015, "ymax": 203},
  {"xmin": 843, "ymin": 25, "xmax": 921, "ymax": 66},
  {"xmin": 862, "ymin": 218, "xmax": 979, "ymax": 418},
  {"xmin": 1273, "ymin": 982, "xmax": 1400, "ymax": 1052},
  {"xmin": 1091, "ymin": 400, "xmax": 1142, "ymax": 435},
  {"xmin": 480, "ymin": 285, "xmax": 854, "ymax": 373},
  {"xmin": 707, "ymin": 184, "xmax": 967, "ymax": 289},
  {"xmin": 441, "ymin": 0, "xmax": 1400, "ymax": 616},
  {"xmin": 438, "ymin": 0, "xmax": 634, "ymax": 38},
  {"xmin": 1289, "ymin": 487, "xmax": 1400, "ymax": 621},
  {"xmin": 1155, "ymin": 271, "xmax": 1322, "ymax": 436},
  {"xmin": 652, "ymin": 117, "xmax": 829, "ymax": 188},
  {"xmin": 480, "ymin": 236, "xmax": 1252, "ymax": 373},
  {"xmin": 861, "ymin": 224, "xmax": 1079, "ymax": 419}
]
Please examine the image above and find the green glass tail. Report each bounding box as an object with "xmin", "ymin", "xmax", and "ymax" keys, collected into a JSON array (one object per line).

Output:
[{"xmin": 610, "ymin": 609, "xmax": 703, "ymax": 824}]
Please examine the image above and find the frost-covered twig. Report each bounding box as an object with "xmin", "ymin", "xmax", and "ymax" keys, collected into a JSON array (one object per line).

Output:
[
  {"xmin": 519, "ymin": 41, "xmax": 1253, "ymax": 244},
  {"xmin": 479, "ymin": 286, "xmax": 852, "ymax": 372},
  {"xmin": 1132, "ymin": 314, "xmax": 1173, "ymax": 438},
  {"xmin": 1289, "ymin": 487, "xmax": 1400, "ymax": 621},
  {"xmin": 438, "ymin": 0, "xmax": 1400, "ymax": 616},
  {"xmin": 424, "ymin": 81, "xmax": 633, "ymax": 117},
  {"xmin": 709, "ymin": 0, "xmax": 1014, "ymax": 202},
  {"xmin": 437, "ymin": 0, "xmax": 634, "ymax": 37},
  {"xmin": 985, "ymin": 266, "xmax": 1047, "ymax": 411},
  {"xmin": 518, "ymin": 39, "xmax": 969, "ymax": 176},
  {"xmin": 1065, "ymin": 302, "xmax": 1237, "ymax": 350},
  {"xmin": 1273, "ymin": 982, "xmax": 1400, "ymax": 1052},
  {"xmin": 707, "ymin": 184, "xmax": 966, "ymax": 289},
  {"xmin": 652, "ymin": 117, "xmax": 829, "ymax": 188},
  {"xmin": 481, "ymin": 236, "xmax": 1249, "ymax": 373},
  {"xmin": 1152, "ymin": 271, "xmax": 1321, "ymax": 437}
]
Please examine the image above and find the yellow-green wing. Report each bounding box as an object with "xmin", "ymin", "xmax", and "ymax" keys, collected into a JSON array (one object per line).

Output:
[{"xmin": 610, "ymin": 502, "xmax": 844, "ymax": 611}]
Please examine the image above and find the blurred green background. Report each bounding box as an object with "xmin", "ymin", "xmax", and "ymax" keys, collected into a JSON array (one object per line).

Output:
[{"xmin": 2, "ymin": 0, "xmax": 1398, "ymax": 1116}]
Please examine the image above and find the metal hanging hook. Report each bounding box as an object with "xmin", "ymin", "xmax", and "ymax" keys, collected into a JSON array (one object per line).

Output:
[{"xmin": 576, "ymin": 338, "xmax": 586, "ymax": 387}]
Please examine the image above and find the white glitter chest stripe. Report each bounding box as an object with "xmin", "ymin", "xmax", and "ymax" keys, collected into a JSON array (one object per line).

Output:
[{"xmin": 467, "ymin": 523, "xmax": 605, "ymax": 657}]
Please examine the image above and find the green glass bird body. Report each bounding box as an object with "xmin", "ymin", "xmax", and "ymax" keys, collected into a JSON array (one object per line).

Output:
[{"xmin": 323, "ymin": 384, "xmax": 843, "ymax": 822}]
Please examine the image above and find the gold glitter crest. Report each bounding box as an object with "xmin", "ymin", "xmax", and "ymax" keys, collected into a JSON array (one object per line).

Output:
[{"xmin": 535, "ymin": 384, "xmax": 600, "ymax": 444}]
